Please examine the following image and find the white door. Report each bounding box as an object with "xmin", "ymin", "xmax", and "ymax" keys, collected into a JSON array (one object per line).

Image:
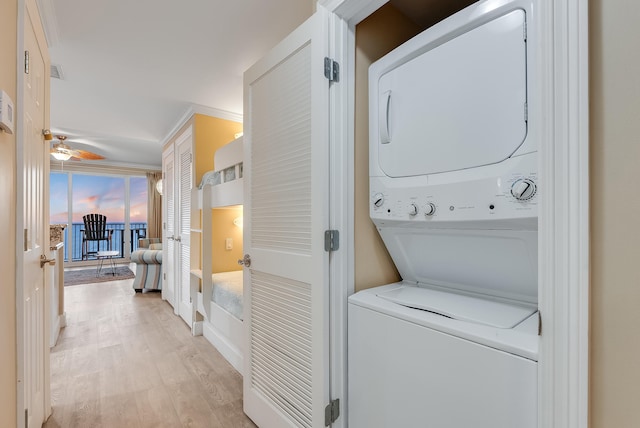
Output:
[
  {"xmin": 243, "ymin": 8, "xmax": 331, "ymax": 428},
  {"xmin": 176, "ymin": 127, "xmax": 193, "ymax": 326},
  {"xmin": 19, "ymin": 0, "xmax": 50, "ymax": 426},
  {"xmin": 162, "ymin": 144, "xmax": 176, "ymax": 306}
]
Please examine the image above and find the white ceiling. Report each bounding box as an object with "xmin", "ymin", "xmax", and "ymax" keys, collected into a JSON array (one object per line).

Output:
[{"xmin": 41, "ymin": 0, "xmax": 314, "ymax": 169}]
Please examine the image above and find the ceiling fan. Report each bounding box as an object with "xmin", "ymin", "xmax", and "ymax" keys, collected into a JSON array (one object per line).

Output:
[{"xmin": 50, "ymin": 135, "xmax": 105, "ymax": 161}]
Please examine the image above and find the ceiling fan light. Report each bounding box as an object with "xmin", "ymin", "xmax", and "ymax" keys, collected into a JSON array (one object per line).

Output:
[{"xmin": 51, "ymin": 151, "xmax": 72, "ymax": 161}]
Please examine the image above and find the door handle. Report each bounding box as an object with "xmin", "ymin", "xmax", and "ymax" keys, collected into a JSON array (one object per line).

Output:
[
  {"xmin": 238, "ymin": 254, "xmax": 251, "ymax": 267},
  {"xmin": 40, "ymin": 254, "xmax": 55, "ymax": 268},
  {"xmin": 379, "ymin": 90, "xmax": 392, "ymax": 144}
]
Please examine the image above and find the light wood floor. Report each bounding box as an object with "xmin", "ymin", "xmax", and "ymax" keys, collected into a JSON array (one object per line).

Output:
[{"xmin": 44, "ymin": 274, "xmax": 257, "ymax": 428}]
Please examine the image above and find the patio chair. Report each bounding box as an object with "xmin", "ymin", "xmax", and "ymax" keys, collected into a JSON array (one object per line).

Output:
[{"xmin": 81, "ymin": 213, "xmax": 114, "ymax": 260}]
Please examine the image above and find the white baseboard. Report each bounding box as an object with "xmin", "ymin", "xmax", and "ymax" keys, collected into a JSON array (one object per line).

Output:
[
  {"xmin": 203, "ymin": 320, "xmax": 244, "ymax": 375},
  {"xmin": 49, "ymin": 316, "xmax": 61, "ymax": 348},
  {"xmin": 192, "ymin": 320, "xmax": 204, "ymax": 336}
]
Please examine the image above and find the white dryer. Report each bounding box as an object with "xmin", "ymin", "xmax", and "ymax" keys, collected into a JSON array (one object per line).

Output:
[{"xmin": 349, "ymin": 1, "xmax": 540, "ymax": 427}]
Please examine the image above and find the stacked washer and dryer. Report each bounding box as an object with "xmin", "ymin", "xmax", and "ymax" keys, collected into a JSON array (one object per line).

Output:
[{"xmin": 348, "ymin": 1, "xmax": 539, "ymax": 427}]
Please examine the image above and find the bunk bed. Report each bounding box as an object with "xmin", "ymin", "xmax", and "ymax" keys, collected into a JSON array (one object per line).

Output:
[{"xmin": 191, "ymin": 137, "xmax": 244, "ymax": 373}]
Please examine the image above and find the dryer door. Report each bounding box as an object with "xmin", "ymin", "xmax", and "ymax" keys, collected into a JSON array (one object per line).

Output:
[{"xmin": 374, "ymin": 9, "xmax": 528, "ymax": 178}]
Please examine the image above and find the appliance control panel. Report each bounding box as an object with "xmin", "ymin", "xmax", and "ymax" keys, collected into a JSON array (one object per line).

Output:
[{"xmin": 370, "ymin": 157, "xmax": 537, "ymax": 224}]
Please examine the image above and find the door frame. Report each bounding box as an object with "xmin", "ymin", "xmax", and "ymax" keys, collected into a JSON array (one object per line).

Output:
[
  {"xmin": 321, "ymin": 0, "xmax": 590, "ymax": 427},
  {"xmin": 16, "ymin": 0, "xmax": 52, "ymax": 426}
]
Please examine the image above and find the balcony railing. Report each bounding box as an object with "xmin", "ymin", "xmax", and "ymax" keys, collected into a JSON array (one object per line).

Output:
[{"xmin": 60, "ymin": 222, "xmax": 148, "ymax": 262}]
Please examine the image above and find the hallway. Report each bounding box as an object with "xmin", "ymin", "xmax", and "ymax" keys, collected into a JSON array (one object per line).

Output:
[{"xmin": 44, "ymin": 275, "xmax": 255, "ymax": 427}]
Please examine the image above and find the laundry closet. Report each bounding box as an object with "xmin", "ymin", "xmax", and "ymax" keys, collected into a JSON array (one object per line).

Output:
[
  {"xmin": 349, "ymin": 1, "xmax": 539, "ymax": 427},
  {"xmin": 241, "ymin": 0, "xmax": 548, "ymax": 426}
]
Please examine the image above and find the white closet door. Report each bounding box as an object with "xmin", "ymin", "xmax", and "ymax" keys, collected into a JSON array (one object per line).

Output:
[
  {"xmin": 21, "ymin": 1, "xmax": 50, "ymax": 424},
  {"xmin": 176, "ymin": 127, "xmax": 193, "ymax": 326},
  {"xmin": 162, "ymin": 145, "xmax": 176, "ymax": 306},
  {"xmin": 243, "ymin": 8, "xmax": 331, "ymax": 428}
]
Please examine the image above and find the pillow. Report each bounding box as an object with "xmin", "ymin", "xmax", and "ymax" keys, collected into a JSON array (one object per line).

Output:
[{"xmin": 199, "ymin": 170, "xmax": 221, "ymax": 189}]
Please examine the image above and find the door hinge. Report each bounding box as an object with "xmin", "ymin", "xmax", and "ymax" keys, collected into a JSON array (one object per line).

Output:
[
  {"xmin": 324, "ymin": 57, "xmax": 339, "ymax": 82},
  {"xmin": 523, "ymin": 20, "xmax": 527, "ymax": 41},
  {"xmin": 524, "ymin": 102, "xmax": 528, "ymax": 122},
  {"xmin": 24, "ymin": 51, "xmax": 29, "ymax": 74},
  {"xmin": 163, "ymin": 272, "xmax": 166, "ymax": 281},
  {"xmin": 324, "ymin": 230, "xmax": 339, "ymax": 252},
  {"xmin": 325, "ymin": 398, "xmax": 340, "ymax": 426}
]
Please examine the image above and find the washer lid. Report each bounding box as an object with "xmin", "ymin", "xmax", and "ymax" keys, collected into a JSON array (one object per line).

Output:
[
  {"xmin": 377, "ymin": 285, "xmax": 536, "ymax": 329},
  {"xmin": 377, "ymin": 227, "xmax": 538, "ymax": 305}
]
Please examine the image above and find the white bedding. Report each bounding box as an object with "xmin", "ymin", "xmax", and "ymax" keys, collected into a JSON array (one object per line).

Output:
[{"xmin": 211, "ymin": 270, "xmax": 243, "ymax": 320}]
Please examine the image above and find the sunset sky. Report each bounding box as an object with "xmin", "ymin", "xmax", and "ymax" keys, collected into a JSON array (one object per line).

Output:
[{"xmin": 50, "ymin": 173, "xmax": 147, "ymax": 224}]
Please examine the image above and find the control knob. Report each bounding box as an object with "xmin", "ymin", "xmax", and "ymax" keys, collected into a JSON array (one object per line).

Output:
[
  {"xmin": 408, "ymin": 203, "xmax": 418, "ymax": 216},
  {"xmin": 373, "ymin": 193, "xmax": 384, "ymax": 208},
  {"xmin": 511, "ymin": 179, "xmax": 537, "ymax": 201},
  {"xmin": 424, "ymin": 202, "xmax": 436, "ymax": 216}
]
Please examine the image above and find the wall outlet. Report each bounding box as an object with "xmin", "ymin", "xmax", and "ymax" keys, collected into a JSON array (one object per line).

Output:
[{"xmin": 225, "ymin": 238, "xmax": 233, "ymax": 250}]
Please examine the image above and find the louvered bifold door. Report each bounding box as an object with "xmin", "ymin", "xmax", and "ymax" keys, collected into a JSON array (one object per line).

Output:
[
  {"xmin": 243, "ymin": 8, "xmax": 331, "ymax": 428},
  {"xmin": 176, "ymin": 128, "xmax": 193, "ymax": 326},
  {"xmin": 162, "ymin": 147, "xmax": 176, "ymax": 308}
]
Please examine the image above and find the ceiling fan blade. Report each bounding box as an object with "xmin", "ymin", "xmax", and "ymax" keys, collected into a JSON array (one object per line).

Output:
[
  {"xmin": 73, "ymin": 149, "xmax": 105, "ymax": 160},
  {"xmin": 50, "ymin": 136, "xmax": 105, "ymax": 161}
]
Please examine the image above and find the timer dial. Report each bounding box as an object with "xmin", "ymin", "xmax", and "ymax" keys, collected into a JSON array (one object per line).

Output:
[
  {"xmin": 373, "ymin": 193, "xmax": 384, "ymax": 208},
  {"xmin": 511, "ymin": 179, "xmax": 537, "ymax": 201},
  {"xmin": 408, "ymin": 203, "xmax": 418, "ymax": 216}
]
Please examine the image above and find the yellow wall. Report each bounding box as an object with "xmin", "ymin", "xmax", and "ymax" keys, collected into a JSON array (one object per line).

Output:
[
  {"xmin": 589, "ymin": 0, "xmax": 640, "ymax": 426},
  {"xmin": 193, "ymin": 114, "xmax": 242, "ymax": 185},
  {"xmin": 0, "ymin": 0, "xmax": 17, "ymax": 426},
  {"xmin": 162, "ymin": 114, "xmax": 242, "ymax": 185},
  {"xmin": 212, "ymin": 207, "xmax": 243, "ymax": 273},
  {"xmin": 165, "ymin": 114, "xmax": 244, "ymax": 275}
]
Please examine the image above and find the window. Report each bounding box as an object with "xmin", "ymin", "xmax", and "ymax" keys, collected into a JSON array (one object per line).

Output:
[{"xmin": 50, "ymin": 172, "xmax": 148, "ymax": 263}]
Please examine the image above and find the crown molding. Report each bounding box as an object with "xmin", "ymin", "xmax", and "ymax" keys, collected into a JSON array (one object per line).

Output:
[{"xmin": 192, "ymin": 103, "xmax": 243, "ymax": 123}]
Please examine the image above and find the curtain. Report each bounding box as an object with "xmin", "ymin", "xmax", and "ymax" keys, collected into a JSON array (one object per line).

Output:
[{"xmin": 146, "ymin": 171, "xmax": 162, "ymax": 239}]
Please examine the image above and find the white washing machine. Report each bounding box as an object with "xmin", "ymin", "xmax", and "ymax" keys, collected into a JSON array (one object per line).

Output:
[{"xmin": 349, "ymin": 1, "xmax": 540, "ymax": 427}]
